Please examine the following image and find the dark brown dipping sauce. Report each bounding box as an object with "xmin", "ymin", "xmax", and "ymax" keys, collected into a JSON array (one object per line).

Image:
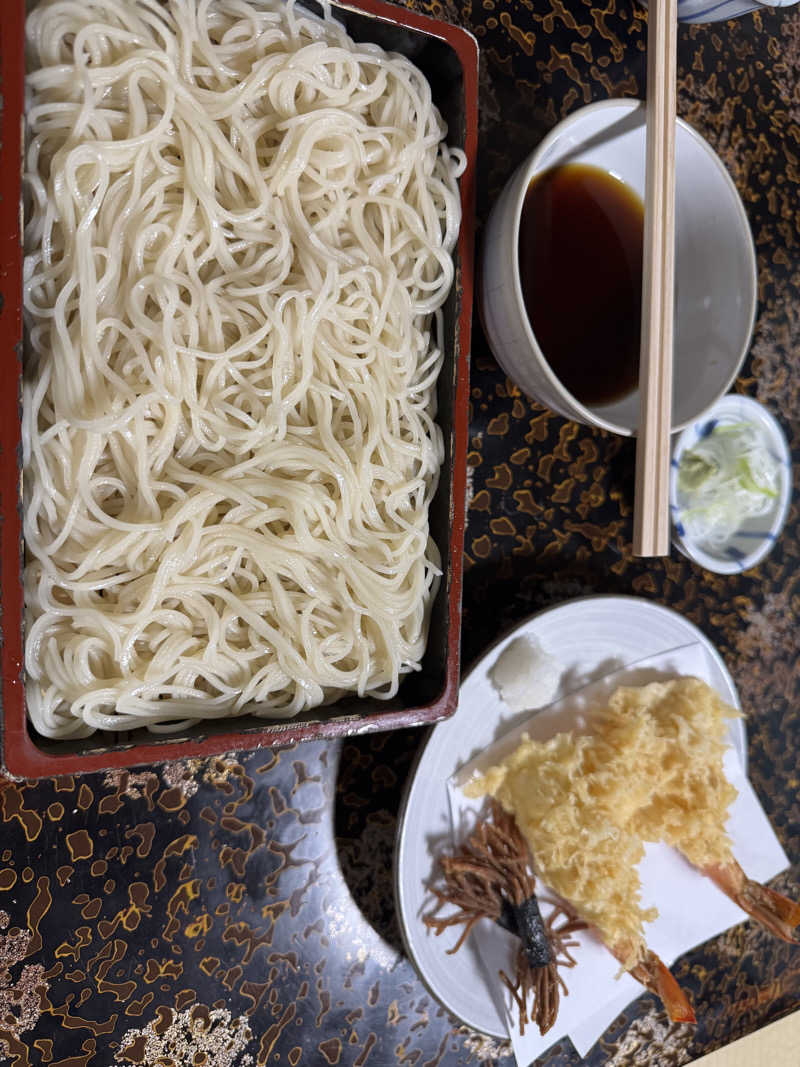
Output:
[{"xmin": 518, "ymin": 162, "xmax": 644, "ymax": 407}]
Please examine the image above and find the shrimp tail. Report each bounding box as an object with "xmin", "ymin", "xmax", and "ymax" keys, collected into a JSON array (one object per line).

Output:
[
  {"xmin": 610, "ymin": 942, "xmax": 696, "ymax": 1024},
  {"xmin": 629, "ymin": 950, "xmax": 696, "ymax": 1024},
  {"xmin": 703, "ymin": 860, "xmax": 800, "ymax": 944}
]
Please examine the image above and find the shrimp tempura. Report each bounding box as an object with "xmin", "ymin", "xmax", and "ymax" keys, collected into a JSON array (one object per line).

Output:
[
  {"xmin": 595, "ymin": 677, "xmax": 800, "ymax": 942},
  {"xmin": 465, "ymin": 730, "xmax": 657, "ymax": 970}
]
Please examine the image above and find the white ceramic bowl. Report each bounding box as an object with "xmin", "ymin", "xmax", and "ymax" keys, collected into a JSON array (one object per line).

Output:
[
  {"xmin": 480, "ymin": 99, "xmax": 757, "ymax": 436},
  {"xmin": 644, "ymin": 0, "xmax": 797, "ymax": 24},
  {"xmin": 670, "ymin": 394, "xmax": 792, "ymax": 573}
]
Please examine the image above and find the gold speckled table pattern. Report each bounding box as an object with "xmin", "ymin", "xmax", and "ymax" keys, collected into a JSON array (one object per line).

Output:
[{"xmin": 1, "ymin": 1, "xmax": 799, "ymax": 1065}]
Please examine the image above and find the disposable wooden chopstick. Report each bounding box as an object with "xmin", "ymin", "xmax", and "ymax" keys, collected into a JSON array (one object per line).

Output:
[{"xmin": 633, "ymin": 0, "xmax": 678, "ymax": 557}]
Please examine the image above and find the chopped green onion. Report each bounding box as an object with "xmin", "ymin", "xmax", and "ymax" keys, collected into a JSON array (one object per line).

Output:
[{"xmin": 676, "ymin": 421, "xmax": 780, "ymax": 550}]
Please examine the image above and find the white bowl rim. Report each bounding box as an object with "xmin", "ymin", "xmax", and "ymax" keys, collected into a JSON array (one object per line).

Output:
[
  {"xmin": 669, "ymin": 394, "xmax": 792, "ymax": 574},
  {"xmin": 508, "ymin": 98, "xmax": 759, "ymax": 437}
]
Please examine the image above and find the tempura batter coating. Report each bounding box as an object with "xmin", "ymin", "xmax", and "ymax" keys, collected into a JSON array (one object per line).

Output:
[{"xmin": 595, "ymin": 678, "xmax": 739, "ymax": 867}]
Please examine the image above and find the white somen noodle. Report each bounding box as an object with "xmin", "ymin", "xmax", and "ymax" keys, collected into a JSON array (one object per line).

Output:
[{"xmin": 22, "ymin": 0, "xmax": 463, "ymax": 738}]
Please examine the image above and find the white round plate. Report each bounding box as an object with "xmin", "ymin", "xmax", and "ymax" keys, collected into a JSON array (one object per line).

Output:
[{"xmin": 394, "ymin": 595, "xmax": 746, "ymax": 1038}]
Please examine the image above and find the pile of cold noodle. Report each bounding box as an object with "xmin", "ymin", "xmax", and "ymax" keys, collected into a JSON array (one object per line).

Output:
[{"xmin": 23, "ymin": 0, "xmax": 463, "ymax": 738}]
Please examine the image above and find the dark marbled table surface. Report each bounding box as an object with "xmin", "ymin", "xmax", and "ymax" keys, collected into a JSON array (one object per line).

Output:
[{"xmin": 1, "ymin": 2, "xmax": 799, "ymax": 1065}]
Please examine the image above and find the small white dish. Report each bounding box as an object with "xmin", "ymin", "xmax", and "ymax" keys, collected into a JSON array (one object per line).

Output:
[
  {"xmin": 670, "ymin": 394, "xmax": 792, "ymax": 574},
  {"xmin": 393, "ymin": 595, "xmax": 745, "ymax": 1038},
  {"xmin": 480, "ymin": 99, "xmax": 757, "ymax": 436}
]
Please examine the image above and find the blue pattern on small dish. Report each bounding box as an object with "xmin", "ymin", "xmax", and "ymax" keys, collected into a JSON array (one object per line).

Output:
[
  {"xmin": 735, "ymin": 530, "xmax": 776, "ymax": 540},
  {"xmin": 699, "ymin": 418, "xmax": 718, "ymax": 439},
  {"xmin": 669, "ymin": 395, "xmax": 792, "ymax": 575}
]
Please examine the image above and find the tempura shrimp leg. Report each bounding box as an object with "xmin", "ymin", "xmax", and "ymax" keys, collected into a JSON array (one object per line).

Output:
[{"xmin": 701, "ymin": 859, "xmax": 800, "ymax": 943}]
